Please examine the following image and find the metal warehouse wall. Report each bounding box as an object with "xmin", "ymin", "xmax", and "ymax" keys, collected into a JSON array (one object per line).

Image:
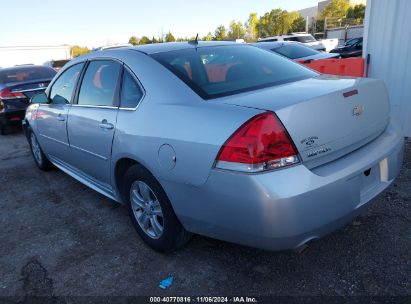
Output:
[{"xmin": 363, "ymin": 0, "xmax": 411, "ymax": 137}]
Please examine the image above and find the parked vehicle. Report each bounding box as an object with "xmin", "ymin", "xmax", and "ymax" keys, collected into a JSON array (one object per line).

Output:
[
  {"xmin": 44, "ymin": 59, "xmax": 71, "ymax": 71},
  {"xmin": 258, "ymin": 33, "xmax": 339, "ymax": 52},
  {"xmin": 253, "ymin": 41, "xmax": 340, "ymax": 62},
  {"xmin": 0, "ymin": 65, "xmax": 56, "ymax": 134},
  {"xmin": 24, "ymin": 42, "xmax": 404, "ymax": 253},
  {"xmin": 93, "ymin": 44, "xmax": 133, "ymax": 51},
  {"xmin": 330, "ymin": 37, "xmax": 363, "ymax": 58}
]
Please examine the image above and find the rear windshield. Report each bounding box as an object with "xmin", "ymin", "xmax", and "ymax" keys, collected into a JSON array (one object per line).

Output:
[
  {"xmin": 273, "ymin": 44, "xmax": 319, "ymax": 59},
  {"xmin": 0, "ymin": 66, "xmax": 56, "ymax": 85},
  {"xmin": 284, "ymin": 35, "xmax": 316, "ymax": 43},
  {"xmin": 151, "ymin": 45, "xmax": 316, "ymax": 99}
]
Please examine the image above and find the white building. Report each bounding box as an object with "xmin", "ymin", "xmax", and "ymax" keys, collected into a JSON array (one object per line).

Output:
[
  {"xmin": 0, "ymin": 45, "xmax": 70, "ymax": 68},
  {"xmin": 298, "ymin": 6, "xmax": 317, "ymax": 28},
  {"xmin": 363, "ymin": 0, "xmax": 411, "ymax": 137}
]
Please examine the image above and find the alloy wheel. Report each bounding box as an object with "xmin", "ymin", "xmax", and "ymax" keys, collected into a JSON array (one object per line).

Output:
[
  {"xmin": 30, "ymin": 133, "xmax": 42, "ymax": 165},
  {"xmin": 130, "ymin": 181, "xmax": 164, "ymax": 239}
]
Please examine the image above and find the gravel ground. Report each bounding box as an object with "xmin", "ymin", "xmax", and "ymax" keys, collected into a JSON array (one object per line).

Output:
[{"xmin": 0, "ymin": 132, "xmax": 409, "ymax": 300}]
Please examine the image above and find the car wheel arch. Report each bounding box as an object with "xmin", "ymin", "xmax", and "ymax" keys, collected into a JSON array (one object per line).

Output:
[{"xmin": 114, "ymin": 157, "xmax": 161, "ymax": 203}]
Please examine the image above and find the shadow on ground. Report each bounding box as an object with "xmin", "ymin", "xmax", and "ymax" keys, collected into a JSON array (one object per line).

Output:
[{"xmin": 0, "ymin": 133, "xmax": 409, "ymax": 297}]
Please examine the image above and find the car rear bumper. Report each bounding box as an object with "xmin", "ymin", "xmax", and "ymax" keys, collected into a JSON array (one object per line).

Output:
[
  {"xmin": 164, "ymin": 118, "xmax": 404, "ymax": 251},
  {"xmin": 0, "ymin": 109, "xmax": 26, "ymax": 126}
]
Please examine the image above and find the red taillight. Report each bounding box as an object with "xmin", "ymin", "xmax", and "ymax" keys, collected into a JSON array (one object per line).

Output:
[
  {"xmin": 215, "ymin": 112, "xmax": 299, "ymax": 172},
  {"xmin": 0, "ymin": 88, "xmax": 25, "ymax": 100}
]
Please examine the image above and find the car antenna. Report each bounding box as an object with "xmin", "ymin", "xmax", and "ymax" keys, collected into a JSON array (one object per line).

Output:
[{"xmin": 189, "ymin": 33, "xmax": 199, "ymax": 45}]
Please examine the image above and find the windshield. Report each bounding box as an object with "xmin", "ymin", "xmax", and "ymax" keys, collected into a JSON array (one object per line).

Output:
[
  {"xmin": 345, "ymin": 38, "xmax": 362, "ymax": 46},
  {"xmin": 273, "ymin": 44, "xmax": 319, "ymax": 59},
  {"xmin": 151, "ymin": 45, "xmax": 316, "ymax": 99},
  {"xmin": 284, "ymin": 35, "xmax": 317, "ymax": 43},
  {"xmin": 0, "ymin": 66, "xmax": 56, "ymax": 84}
]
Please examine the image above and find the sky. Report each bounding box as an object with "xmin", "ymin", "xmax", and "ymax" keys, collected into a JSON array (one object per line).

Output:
[{"xmin": 1, "ymin": 0, "xmax": 319, "ymax": 48}]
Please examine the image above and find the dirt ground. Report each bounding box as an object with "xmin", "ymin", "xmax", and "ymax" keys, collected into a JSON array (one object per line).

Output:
[{"xmin": 0, "ymin": 132, "xmax": 410, "ymax": 300}]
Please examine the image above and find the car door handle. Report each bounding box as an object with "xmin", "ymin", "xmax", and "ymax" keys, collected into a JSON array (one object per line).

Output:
[
  {"xmin": 56, "ymin": 114, "xmax": 65, "ymax": 121},
  {"xmin": 99, "ymin": 119, "xmax": 114, "ymax": 130}
]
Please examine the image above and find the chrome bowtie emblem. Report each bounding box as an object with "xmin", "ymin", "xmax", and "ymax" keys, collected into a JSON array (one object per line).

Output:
[{"xmin": 353, "ymin": 105, "xmax": 364, "ymax": 116}]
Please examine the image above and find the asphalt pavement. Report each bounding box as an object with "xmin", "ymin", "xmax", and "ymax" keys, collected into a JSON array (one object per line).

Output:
[{"xmin": 0, "ymin": 132, "xmax": 409, "ymax": 300}]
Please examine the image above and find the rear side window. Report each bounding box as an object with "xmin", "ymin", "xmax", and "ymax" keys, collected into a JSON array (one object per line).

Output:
[
  {"xmin": 50, "ymin": 63, "xmax": 84, "ymax": 104},
  {"xmin": 78, "ymin": 60, "xmax": 121, "ymax": 107},
  {"xmin": 273, "ymin": 44, "xmax": 318, "ymax": 59},
  {"xmin": 0, "ymin": 66, "xmax": 56, "ymax": 85},
  {"xmin": 120, "ymin": 70, "xmax": 143, "ymax": 108},
  {"xmin": 151, "ymin": 45, "xmax": 316, "ymax": 99}
]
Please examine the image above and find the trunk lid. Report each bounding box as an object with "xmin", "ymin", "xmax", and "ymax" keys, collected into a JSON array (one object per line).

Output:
[
  {"xmin": 217, "ymin": 75, "xmax": 390, "ymax": 169},
  {"xmin": 1, "ymin": 79, "xmax": 50, "ymax": 109}
]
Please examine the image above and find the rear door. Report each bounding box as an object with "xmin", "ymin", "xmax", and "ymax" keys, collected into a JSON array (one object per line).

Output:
[
  {"xmin": 66, "ymin": 59, "xmax": 122, "ymax": 186},
  {"xmin": 36, "ymin": 63, "xmax": 84, "ymax": 161}
]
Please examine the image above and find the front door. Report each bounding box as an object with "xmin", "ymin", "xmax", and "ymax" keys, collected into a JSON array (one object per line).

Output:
[
  {"xmin": 36, "ymin": 63, "xmax": 85, "ymax": 162},
  {"xmin": 66, "ymin": 60, "xmax": 122, "ymax": 186}
]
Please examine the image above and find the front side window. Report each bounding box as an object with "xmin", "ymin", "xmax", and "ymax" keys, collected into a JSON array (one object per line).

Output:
[
  {"xmin": 120, "ymin": 70, "xmax": 144, "ymax": 108},
  {"xmin": 151, "ymin": 45, "xmax": 316, "ymax": 99},
  {"xmin": 50, "ymin": 63, "xmax": 84, "ymax": 104},
  {"xmin": 78, "ymin": 60, "xmax": 121, "ymax": 107}
]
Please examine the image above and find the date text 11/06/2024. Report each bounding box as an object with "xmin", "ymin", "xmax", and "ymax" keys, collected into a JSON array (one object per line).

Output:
[{"xmin": 149, "ymin": 296, "xmax": 258, "ymax": 303}]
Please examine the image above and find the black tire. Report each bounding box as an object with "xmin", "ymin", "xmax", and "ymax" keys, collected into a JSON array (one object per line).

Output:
[
  {"xmin": 28, "ymin": 129, "xmax": 53, "ymax": 171},
  {"xmin": 122, "ymin": 163, "xmax": 192, "ymax": 253},
  {"xmin": 0, "ymin": 123, "xmax": 8, "ymax": 135}
]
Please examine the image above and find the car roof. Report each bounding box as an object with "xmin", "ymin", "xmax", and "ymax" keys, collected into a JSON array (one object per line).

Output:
[
  {"xmin": 128, "ymin": 41, "xmax": 238, "ymax": 54},
  {"xmin": 253, "ymin": 41, "xmax": 300, "ymax": 49}
]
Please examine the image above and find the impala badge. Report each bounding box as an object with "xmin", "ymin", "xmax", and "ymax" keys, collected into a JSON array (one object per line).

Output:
[{"xmin": 353, "ymin": 105, "xmax": 364, "ymax": 116}]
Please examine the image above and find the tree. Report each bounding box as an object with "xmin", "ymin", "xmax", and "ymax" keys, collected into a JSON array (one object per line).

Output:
[
  {"xmin": 139, "ymin": 36, "xmax": 152, "ymax": 45},
  {"xmin": 128, "ymin": 36, "xmax": 139, "ymax": 46},
  {"xmin": 152, "ymin": 36, "xmax": 158, "ymax": 44},
  {"xmin": 214, "ymin": 25, "xmax": 227, "ymax": 41},
  {"xmin": 347, "ymin": 4, "xmax": 366, "ymax": 19},
  {"xmin": 313, "ymin": 18, "xmax": 325, "ymax": 33},
  {"xmin": 256, "ymin": 9, "xmax": 305, "ymax": 37},
  {"xmin": 165, "ymin": 31, "xmax": 176, "ymax": 42},
  {"xmin": 70, "ymin": 45, "xmax": 90, "ymax": 57},
  {"xmin": 202, "ymin": 32, "xmax": 214, "ymax": 41},
  {"xmin": 227, "ymin": 20, "xmax": 246, "ymax": 40},
  {"xmin": 245, "ymin": 13, "xmax": 259, "ymax": 42},
  {"xmin": 290, "ymin": 14, "xmax": 306, "ymax": 32},
  {"xmin": 320, "ymin": 0, "xmax": 350, "ymax": 19}
]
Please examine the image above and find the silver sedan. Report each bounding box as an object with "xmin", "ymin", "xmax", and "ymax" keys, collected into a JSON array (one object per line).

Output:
[{"xmin": 23, "ymin": 42, "xmax": 404, "ymax": 252}]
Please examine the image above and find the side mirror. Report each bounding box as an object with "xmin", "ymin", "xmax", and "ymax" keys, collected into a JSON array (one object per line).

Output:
[{"xmin": 30, "ymin": 92, "xmax": 49, "ymax": 104}]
